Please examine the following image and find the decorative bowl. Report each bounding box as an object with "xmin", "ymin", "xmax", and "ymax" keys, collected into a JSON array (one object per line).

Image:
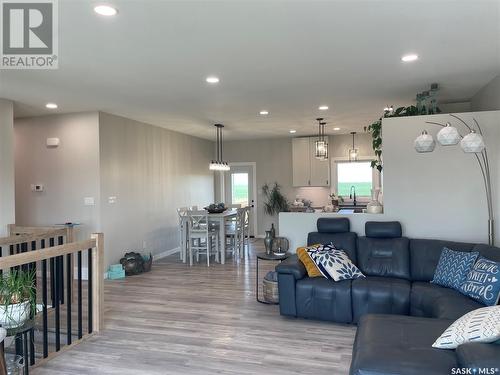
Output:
[{"xmin": 204, "ymin": 207, "xmax": 228, "ymax": 214}]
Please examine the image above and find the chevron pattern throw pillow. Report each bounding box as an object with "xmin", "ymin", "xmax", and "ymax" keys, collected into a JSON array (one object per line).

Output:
[
  {"xmin": 433, "ymin": 306, "xmax": 500, "ymax": 349},
  {"xmin": 431, "ymin": 247, "xmax": 479, "ymax": 291}
]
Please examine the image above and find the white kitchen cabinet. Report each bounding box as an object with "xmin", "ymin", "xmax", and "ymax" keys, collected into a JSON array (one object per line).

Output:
[
  {"xmin": 309, "ymin": 138, "xmax": 330, "ymax": 186},
  {"xmin": 292, "ymin": 137, "xmax": 310, "ymax": 186},
  {"xmin": 292, "ymin": 137, "xmax": 330, "ymax": 187}
]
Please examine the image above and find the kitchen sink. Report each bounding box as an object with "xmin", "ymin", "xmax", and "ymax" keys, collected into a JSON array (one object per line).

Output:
[{"xmin": 338, "ymin": 208, "xmax": 364, "ymax": 214}]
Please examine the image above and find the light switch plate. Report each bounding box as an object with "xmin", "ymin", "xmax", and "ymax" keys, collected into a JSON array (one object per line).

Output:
[
  {"xmin": 84, "ymin": 197, "xmax": 95, "ymax": 206},
  {"xmin": 108, "ymin": 196, "xmax": 117, "ymax": 204}
]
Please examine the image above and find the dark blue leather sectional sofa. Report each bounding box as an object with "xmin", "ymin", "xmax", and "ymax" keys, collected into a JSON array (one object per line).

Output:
[{"xmin": 276, "ymin": 218, "xmax": 500, "ymax": 375}]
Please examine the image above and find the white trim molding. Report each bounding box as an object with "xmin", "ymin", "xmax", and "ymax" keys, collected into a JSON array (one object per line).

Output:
[{"xmin": 153, "ymin": 247, "xmax": 180, "ymax": 261}]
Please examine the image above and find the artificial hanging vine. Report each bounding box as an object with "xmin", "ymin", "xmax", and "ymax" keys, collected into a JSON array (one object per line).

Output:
[{"xmin": 365, "ymin": 105, "xmax": 420, "ymax": 172}]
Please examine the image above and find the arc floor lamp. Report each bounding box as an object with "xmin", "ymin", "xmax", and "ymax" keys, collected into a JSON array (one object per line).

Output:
[{"xmin": 414, "ymin": 114, "xmax": 494, "ymax": 246}]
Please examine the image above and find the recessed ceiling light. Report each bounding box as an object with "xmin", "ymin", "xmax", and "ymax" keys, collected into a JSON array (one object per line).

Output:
[
  {"xmin": 333, "ymin": 127, "xmax": 340, "ymax": 131},
  {"xmin": 45, "ymin": 103, "xmax": 58, "ymax": 109},
  {"xmin": 319, "ymin": 105, "xmax": 329, "ymax": 111},
  {"xmin": 94, "ymin": 5, "xmax": 118, "ymax": 16},
  {"xmin": 289, "ymin": 130, "xmax": 297, "ymax": 134},
  {"xmin": 259, "ymin": 110, "xmax": 269, "ymax": 115},
  {"xmin": 206, "ymin": 76, "xmax": 220, "ymax": 84},
  {"xmin": 401, "ymin": 54, "xmax": 418, "ymax": 62}
]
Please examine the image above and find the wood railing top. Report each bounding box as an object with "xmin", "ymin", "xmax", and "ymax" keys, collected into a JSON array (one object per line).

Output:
[
  {"xmin": 0, "ymin": 228, "xmax": 68, "ymax": 246},
  {"xmin": 0, "ymin": 239, "xmax": 96, "ymax": 270},
  {"xmin": 9, "ymin": 225, "xmax": 66, "ymax": 234}
]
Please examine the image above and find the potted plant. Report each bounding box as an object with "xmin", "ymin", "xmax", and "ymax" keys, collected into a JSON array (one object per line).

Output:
[
  {"xmin": 0, "ymin": 269, "xmax": 36, "ymax": 328},
  {"xmin": 262, "ymin": 183, "xmax": 289, "ymax": 254},
  {"xmin": 329, "ymin": 193, "xmax": 344, "ymax": 208},
  {"xmin": 262, "ymin": 183, "xmax": 289, "ymax": 216}
]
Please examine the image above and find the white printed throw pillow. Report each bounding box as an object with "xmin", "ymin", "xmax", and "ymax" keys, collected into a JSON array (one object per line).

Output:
[
  {"xmin": 432, "ymin": 306, "xmax": 500, "ymax": 349},
  {"xmin": 306, "ymin": 244, "xmax": 364, "ymax": 281}
]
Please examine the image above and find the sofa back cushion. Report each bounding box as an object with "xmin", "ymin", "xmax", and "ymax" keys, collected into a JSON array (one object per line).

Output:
[
  {"xmin": 356, "ymin": 221, "xmax": 410, "ymax": 279},
  {"xmin": 365, "ymin": 221, "xmax": 402, "ymax": 238},
  {"xmin": 473, "ymin": 244, "xmax": 500, "ymax": 263},
  {"xmin": 410, "ymin": 239, "xmax": 475, "ymax": 281},
  {"xmin": 307, "ymin": 218, "xmax": 357, "ymax": 263},
  {"xmin": 357, "ymin": 237, "xmax": 410, "ymax": 279},
  {"xmin": 307, "ymin": 232, "xmax": 357, "ymax": 264}
]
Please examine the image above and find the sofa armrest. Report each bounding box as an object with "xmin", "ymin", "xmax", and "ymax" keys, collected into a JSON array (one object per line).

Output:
[
  {"xmin": 456, "ymin": 342, "xmax": 500, "ymax": 368},
  {"xmin": 275, "ymin": 255, "xmax": 307, "ymax": 280}
]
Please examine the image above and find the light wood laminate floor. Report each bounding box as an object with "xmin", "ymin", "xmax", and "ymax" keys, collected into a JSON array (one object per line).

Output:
[{"xmin": 32, "ymin": 239, "xmax": 356, "ymax": 375}]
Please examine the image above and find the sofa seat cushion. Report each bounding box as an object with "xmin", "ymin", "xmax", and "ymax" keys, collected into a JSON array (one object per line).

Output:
[
  {"xmin": 295, "ymin": 277, "xmax": 352, "ymax": 323},
  {"xmin": 411, "ymin": 281, "xmax": 484, "ymax": 320},
  {"xmin": 351, "ymin": 276, "xmax": 410, "ymax": 323},
  {"xmin": 350, "ymin": 314, "xmax": 457, "ymax": 375},
  {"xmin": 456, "ymin": 342, "xmax": 500, "ymax": 368}
]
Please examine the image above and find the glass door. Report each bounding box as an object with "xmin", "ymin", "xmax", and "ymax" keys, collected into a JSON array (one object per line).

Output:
[{"xmin": 224, "ymin": 164, "xmax": 256, "ymax": 236}]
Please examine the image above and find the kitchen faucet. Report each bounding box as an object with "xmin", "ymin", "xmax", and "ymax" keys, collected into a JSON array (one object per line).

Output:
[{"xmin": 349, "ymin": 185, "xmax": 357, "ymax": 206}]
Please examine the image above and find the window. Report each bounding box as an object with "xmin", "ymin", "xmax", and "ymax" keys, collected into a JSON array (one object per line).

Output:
[
  {"xmin": 231, "ymin": 173, "xmax": 249, "ymax": 206},
  {"xmin": 336, "ymin": 161, "xmax": 373, "ymax": 197}
]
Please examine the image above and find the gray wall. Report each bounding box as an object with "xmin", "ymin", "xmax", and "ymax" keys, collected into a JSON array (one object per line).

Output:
[
  {"xmin": 14, "ymin": 111, "xmax": 214, "ymax": 268},
  {"xmin": 98, "ymin": 113, "xmax": 214, "ymax": 267},
  {"xmin": 383, "ymin": 111, "xmax": 499, "ymax": 244},
  {"xmin": 0, "ymin": 99, "xmax": 15, "ymax": 236},
  {"xmin": 223, "ymin": 133, "xmax": 373, "ymax": 235},
  {"xmin": 471, "ymin": 74, "xmax": 500, "ymax": 111},
  {"xmin": 14, "ymin": 112, "xmax": 101, "ymax": 241}
]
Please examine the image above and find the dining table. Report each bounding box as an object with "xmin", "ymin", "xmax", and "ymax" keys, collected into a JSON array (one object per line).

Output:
[
  {"xmin": 180, "ymin": 209, "xmax": 238, "ymax": 265},
  {"xmin": 206, "ymin": 209, "xmax": 238, "ymax": 264}
]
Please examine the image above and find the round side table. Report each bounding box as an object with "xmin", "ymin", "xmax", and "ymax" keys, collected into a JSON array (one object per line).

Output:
[{"xmin": 256, "ymin": 252, "xmax": 289, "ymax": 304}]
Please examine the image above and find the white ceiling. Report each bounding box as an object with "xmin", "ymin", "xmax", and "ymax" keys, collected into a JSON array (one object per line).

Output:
[{"xmin": 1, "ymin": 0, "xmax": 499, "ymax": 140}]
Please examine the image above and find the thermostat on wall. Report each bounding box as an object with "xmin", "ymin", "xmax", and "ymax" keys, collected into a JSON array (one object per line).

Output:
[
  {"xmin": 31, "ymin": 184, "xmax": 44, "ymax": 192},
  {"xmin": 46, "ymin": 137, "xmax": 60, "ymax": 147}
]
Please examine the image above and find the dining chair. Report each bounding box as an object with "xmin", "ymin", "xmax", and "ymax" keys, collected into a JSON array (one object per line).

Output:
[
  {"xmin": 186, "ymin": 210, "xmax": 219, "ymax": 266},
  {"xmin": 225, "ymin": 207, "xmax": 245, "ymax": 259},
  {"xmin": 176, "ymin": 207, "xmax": 189, "ymax": 263},
  {"xmin": 240, "ymin": 207, "xmax": 250, "ymax": 256}
]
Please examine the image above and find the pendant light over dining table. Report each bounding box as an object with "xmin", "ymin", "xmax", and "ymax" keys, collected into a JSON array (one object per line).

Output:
[
  {"xmin": 315, "ymin": 118, "xmax": 328, "ymax": 160},
  {"xmin": 209, "ymin": 124, "xmax": 230, "ymax": 171}
]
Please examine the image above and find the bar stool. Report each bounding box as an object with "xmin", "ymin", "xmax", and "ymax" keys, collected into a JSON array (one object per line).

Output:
[
  {"xmin": 225, "ymin": 208, "xmax": 245, "ymax": 259},
  {"xmin": 176, "ymin": 207, "xmax": 189, "ymax": 263},
  {"xmin": 186, "ymin": 210, "xmax": 219, "ymax": 266}
]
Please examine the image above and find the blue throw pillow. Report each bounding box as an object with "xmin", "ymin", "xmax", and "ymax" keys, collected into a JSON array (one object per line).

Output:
[
  {"xmin": 460, "ymin": 257, "xmax": 500, "ymax": 306},
  {"xmin": 431, "ymin": 248, "xmax": 479, "ymax": 290}
]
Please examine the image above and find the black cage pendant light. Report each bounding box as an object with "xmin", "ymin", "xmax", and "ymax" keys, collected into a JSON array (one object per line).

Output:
[
  {"xmin": 209, "ymin": 124, "xmax": 230, "ymax": 171},
  {"xmin": 349, "ymin": 131, "xmax": 359, "ymax": 161},
  {"xmin": 314, "ymin": 118, "xmax": 328, "ymax": 160}
]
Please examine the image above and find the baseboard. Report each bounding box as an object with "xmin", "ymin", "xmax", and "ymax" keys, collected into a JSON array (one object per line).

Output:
[{"xmin": 153, "ymin": 247, "xmax": 180, "ymax": 261}]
